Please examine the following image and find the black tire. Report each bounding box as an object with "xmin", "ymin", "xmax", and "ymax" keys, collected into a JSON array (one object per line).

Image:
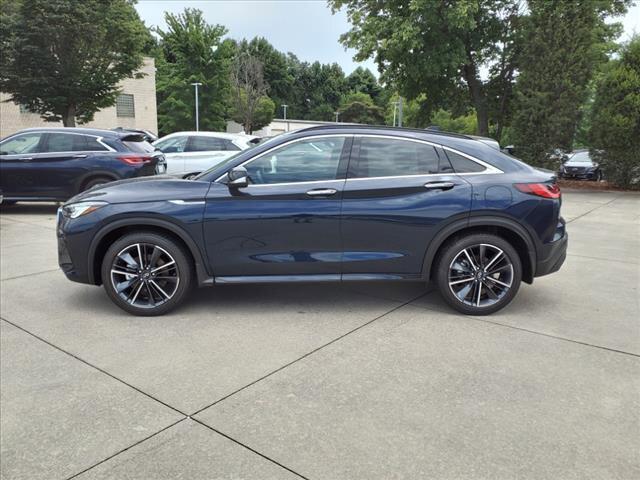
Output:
[
  {"xmin": 434, "ymin": 233, "xmax": 522, "ymax": 315},
  {"xmin": 82, "ymin": 177, "xmax": 113, "ymax": 192},
  {"xmin": 101, "ymin": 232, "xmax": 193, "ymax": 316}
]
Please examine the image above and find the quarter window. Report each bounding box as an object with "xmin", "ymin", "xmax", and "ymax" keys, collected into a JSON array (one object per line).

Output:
[
  {"xmin": 245, "ymin": 137, "xmax": 346, "ymax": 185},
  {"xmin": 0, "ymin": 133, "xmax": 42, "ymax": 155},
  {"xmin": 116, "ymin": 94, "xmax": 135, "ymax": 117},
  {"xmin": 352, "ymin": 137, "xmax": 441, "ymax": 178},
  {"xmin": 445, "ymin": 150, "xmax": 486, "ymax": 173}
]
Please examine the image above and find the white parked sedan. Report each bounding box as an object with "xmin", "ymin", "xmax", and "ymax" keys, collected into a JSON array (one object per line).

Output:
[{"xmin": 152, "ymin": 132, "xmax": 258, "ymax": 177}]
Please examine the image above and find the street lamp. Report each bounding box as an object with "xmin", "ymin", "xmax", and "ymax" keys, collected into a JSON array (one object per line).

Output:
[
  {"xmin": 282, "ymin": 104, "xmax": 288, "ymax": 120},
  {"xmin": 334, "ymin": 111, "xmax": 340, "ymax": 122},
  {"xmin": 191, "ymin": 82, "xmax": 202, "ymax": 131}
]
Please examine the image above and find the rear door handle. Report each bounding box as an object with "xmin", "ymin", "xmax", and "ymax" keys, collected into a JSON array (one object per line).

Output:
[
  {"xmin": 306, "ymin": 188, "xmax": 337, "ymax": 197},
  {"xmin": 424, "ymin": 181, "xmax": 455, "ymax": 191}
]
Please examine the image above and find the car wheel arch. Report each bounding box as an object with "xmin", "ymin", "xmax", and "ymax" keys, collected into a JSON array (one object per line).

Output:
[
  {"xmin": 422, "ymin": 215, "xmax": 537, "ymax": 284},
  {"xmin": 88, "ymin": 217, "xmax": 212, "ymax": 286}
]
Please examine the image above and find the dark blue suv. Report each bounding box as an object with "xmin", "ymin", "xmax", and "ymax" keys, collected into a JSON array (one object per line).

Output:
[
  {"xmin": 56, "ymin": 125, "xmax": 567, "ymax": 316},
  {"xmin": 0, "ymin": 127, "xmax": 166, "ymax": 203}
]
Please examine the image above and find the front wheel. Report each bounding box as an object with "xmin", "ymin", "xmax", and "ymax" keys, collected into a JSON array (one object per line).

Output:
[
  {"xmin": 101, "ymin": 232, "xmax": 193, "ymax": 316},
  {"xmin": 435, "ymin": 234, "xmax": 522, "ymax": 315}
]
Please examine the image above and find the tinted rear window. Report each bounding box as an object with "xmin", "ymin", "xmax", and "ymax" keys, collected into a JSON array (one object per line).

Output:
[
  {"xmin": 122, "ymin": 140, "xmax": 155, "ymax": 153},
  {"xmin": 353, "ymin": 137, "xmax": 441, "ymax": 178},
  {"xmin": 445, "ymin": 150, "xmax": 486, "ymax": 173}
]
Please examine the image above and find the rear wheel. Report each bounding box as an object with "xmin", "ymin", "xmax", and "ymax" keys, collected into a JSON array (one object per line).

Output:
[
  {"xmin": 101, "ymin": 232, "xmax": 193, "ymax": 316},
  {"xmin": 435, "ymin": 233, "xmax": 522, "ymax": 315},
  {"xmin": 82, "ymin": 176, "xmax": 113, "ymax": 192}
]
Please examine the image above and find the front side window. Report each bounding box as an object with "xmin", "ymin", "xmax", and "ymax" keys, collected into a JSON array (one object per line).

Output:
[
  {"xmin": 187, "ymin": 136, "xmax": 227, "ymax": 152},
  {"xmin": 155, "ymin": 136, "xmax": 188, "ymax": 153},
  {"xmin": 0, "ymin": 133, "xmax": 43, "ymax": 155},
  {"xmin": 352, "ymin": 137, "xmax": 441, "ymax": 178},
  {"xmin": 245, "ymin": 137, "xmax": 346, "ymax": 185}
]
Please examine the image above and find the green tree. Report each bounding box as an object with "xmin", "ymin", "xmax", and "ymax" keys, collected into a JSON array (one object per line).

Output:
[
  {"xmin": 346, "ymin": 67, "xmax": 382, "ymax": 104},
  {"xmin": 0, "ymin": 0, "xmax": 148, "ymax": 127},
  {"xmin": 230, "ymin": 52, "xmax": 272, "ymax": 133},
  {"xmin": 330, "ymin": 0, "xmax": 523, "ymax": 137},
  {"xmin": 339, "ymin": 92, "xmax": 384, "ymax": 124},
  {"xmin": 589, "ymin": 37, "xmax": 640, "ymax": 188},
  {"xmin": 510, "ymin": 0, "xmax": 629, "ymax": 167},
  {"xmin": 155, "ymin": 8, "xmax": 233, "ymax": 135},
  {"xmin": 430, "ymin": 109, "xmax": 478, "ymax": 135}
]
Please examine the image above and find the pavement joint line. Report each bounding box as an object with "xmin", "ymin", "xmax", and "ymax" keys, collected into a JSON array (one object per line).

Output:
[
  {"xmin": 0, "ymin": 316, "xmax": 189, "ymax": 416},
  {"xmin": 189, "ymin": 291, "xmax": 429, "ymax": 418},
  {"xmin": 565, "ymin": 195, "xmax": 626, "ymax": 224},
  {"xmin": 0, "ymin": 216, "xmax": 57, "ymax": 230},
  {"xmin": 64, "ymin": 418, "xmax": 188, "ymax": 480},
  {"xmin": 190, "ymin": 418, "xmax": 311, "ymax": 480},
  {"xmin": 0, "ymin": 268, "xmax": 62, "ymax": 282},
  {"xmin": 404, "ymin": 302, "xmax": 640, "ymax": 358},
  {"xmin": 567, "ymin": 252, "xmax": 640, "ymax": 265}
]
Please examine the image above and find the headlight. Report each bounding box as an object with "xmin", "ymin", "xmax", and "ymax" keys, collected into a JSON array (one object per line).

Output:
[{"xmin": 62, "ymin": 201, "xmax": 107, "ymax": 219}]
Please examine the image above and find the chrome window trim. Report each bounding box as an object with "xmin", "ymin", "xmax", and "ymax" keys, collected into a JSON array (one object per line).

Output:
[
  {"xmin": 214, "ymin": 132, "xmax": 503, "ymax": 185},
  {"xmin": 1, "ymin": 131, "xmax": 115, "ymax": 154}
]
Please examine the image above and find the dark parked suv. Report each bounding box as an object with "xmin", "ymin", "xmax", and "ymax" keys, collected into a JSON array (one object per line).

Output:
[
  {"xmin": 0, "ymin": 127, "xmax": 166, "ymax": 203},
  {"xmin": 57, "ymin": 125, "xmax": 567, "ymax": 316}
]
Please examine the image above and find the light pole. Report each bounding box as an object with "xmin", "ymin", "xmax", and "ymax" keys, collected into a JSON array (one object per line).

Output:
[
  {"xmin": 281, "ymin": 104, "xmax": 288, "ymax": 120},
  {"xmin": 191, "ymin": 82, "xmax": 202, "ymax": 131},
  {"xmin": 334, "ymin": 111, "xmax": 340, "ymax": 122}
]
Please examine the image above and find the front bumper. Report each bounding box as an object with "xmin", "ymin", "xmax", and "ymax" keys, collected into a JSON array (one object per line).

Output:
[{"xmin": 57, "ymin": 208, "xmax": 96, "ymax": 284}]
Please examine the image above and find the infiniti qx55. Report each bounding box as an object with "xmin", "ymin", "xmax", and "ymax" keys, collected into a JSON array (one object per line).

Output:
[{"xmin": 57, "ymin": 125, "xmax": 567, "ymax": 316}]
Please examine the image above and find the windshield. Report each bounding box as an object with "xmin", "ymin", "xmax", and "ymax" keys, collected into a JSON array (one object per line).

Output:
[{"xmin": 568, "ymin": 151, "xmax": 591, "ymax": 163}]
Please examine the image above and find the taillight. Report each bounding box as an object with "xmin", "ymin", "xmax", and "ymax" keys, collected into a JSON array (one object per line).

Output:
[
  {"xmin": 117, "ymin": 155, "xmax": 153, "ymax": 166},
  {"xmin": 514, "ymin": 182, "xmax": 561, "ymax": 199}
]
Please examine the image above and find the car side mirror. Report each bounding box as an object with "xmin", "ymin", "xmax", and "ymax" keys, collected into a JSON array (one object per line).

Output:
[{"xmin": 227, "ymin": 166, "xmax": 249, "ymax": 188}]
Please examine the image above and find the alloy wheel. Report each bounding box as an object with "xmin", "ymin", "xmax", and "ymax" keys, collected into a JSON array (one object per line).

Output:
[
  {"xmin": 448, "ymin": 243, "xmax": 514, "ymax": 308},
  {"xmin": 110, "ymin": 243, "xmax": 180, "ymax": 309}
]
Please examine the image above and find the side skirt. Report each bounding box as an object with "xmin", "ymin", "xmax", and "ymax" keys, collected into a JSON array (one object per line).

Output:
[{"xmin": 211, "ymin": 273, "xmax": 422, "ymax": 285}]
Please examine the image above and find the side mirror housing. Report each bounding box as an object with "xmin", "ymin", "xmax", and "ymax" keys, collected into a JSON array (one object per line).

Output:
[{"xmin": 227, "ymin": 166, "xmax": 249, "ymax": 188}]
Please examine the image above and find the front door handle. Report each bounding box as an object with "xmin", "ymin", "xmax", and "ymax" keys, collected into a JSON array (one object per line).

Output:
[
  {"xmin": 424, "ymin": 181, "xmax": 455, "ymax": 191},
  {"xmin": 72, "ymin": 154, "xmax": 87, "ymax": 158},
  {"xmin": 306, "ymin": 188, "xmax": 337, "ymax": 197}
]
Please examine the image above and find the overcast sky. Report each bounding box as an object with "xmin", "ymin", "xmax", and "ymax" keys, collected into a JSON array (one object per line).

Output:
[{"xmin": 136, "ymin": 0, "xmax": 639, "ymax": 76}]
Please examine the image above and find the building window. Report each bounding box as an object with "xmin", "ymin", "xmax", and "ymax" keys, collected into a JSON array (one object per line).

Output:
[{"xmin": 116, "ymin": 93, "xmax": 135, "ymax": 118}]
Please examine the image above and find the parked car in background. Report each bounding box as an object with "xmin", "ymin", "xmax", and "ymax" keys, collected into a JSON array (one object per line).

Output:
[
  {"xmin": 559, "ymin": 150, "xmax": 602, "ymax": 181},
  {"xmin": 0, "ymin": 128, "xmax": 165, "ymax": 204},
  {"xmin": 153, "ymin": 131, "xmax": 259, "ymax": 178},
  {"xmin": 112, "ymin": 127, "xmax": 158, "ymax": 143},
  {"xmin": 57, "ymin": 124, "xmax": 567, "ymax": 317}
]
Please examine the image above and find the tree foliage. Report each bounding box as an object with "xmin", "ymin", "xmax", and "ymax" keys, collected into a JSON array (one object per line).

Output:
[
  {"xmin": 230, "ymin": 52, "xmax": 273, "ymax": 133},
  {"xmin": 339, "ymin": 92, "xmax": 384, "ymax": 124},
  {"xmin": 510, "ymin": 0, "xmax": 629, "ymax": 167},
  {"xmin": 589, "ymin": 36, "xmax": 640, "ymax": 188},
  {"xmin": 0, "ymin": 0, "xmax": 148, "ymax": 127},
  {"xmin": 155, "ymin": 8, "xmax": 233, "ymax": 135},
  {"xmin": 330, "ymin": 0, "xmax": 523, "ymax": 137}
]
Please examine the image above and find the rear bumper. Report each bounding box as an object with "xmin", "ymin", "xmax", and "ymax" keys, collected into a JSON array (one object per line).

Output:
[{"xmin": 535, "ymin": 229, "xmax": 568, "ymax": 278}]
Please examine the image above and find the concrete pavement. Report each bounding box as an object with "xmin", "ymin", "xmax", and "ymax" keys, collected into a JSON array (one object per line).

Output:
[{"xmin": 1, "ymin": 190, "xmax": 638, "ymax": 479}]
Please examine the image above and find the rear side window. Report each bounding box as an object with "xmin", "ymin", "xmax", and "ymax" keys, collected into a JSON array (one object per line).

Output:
[
  {"xmin": 43, "ymin": 133, "xmax": 89, "ymax": 153},
  {"xmin": 187, "ymin": 136, "xmax": 226, "ymax": 152},
  {"xmin": 445, "ymin": 150, "xmax": 486, "ymax": 173},
  {"xmin": 224, "ymin": 139, "xmax": 241, "ymax": 151},
  {"xmin": 352, "ymin": 137, "xmax": 440, "ymax": 178}
]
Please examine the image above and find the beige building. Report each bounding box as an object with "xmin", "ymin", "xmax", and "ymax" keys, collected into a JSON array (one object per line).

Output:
[{"xmin": 0, "ymin": 57, "xmax": 157, "ymax": 138}]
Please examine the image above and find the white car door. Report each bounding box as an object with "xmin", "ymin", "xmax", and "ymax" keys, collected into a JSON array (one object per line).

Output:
[{"xmin": 153, "ymin": 135, "xmax": 189, "ymax": 175}]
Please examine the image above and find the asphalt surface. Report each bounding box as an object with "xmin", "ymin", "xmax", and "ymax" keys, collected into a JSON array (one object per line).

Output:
[{"xmin": 1, "ymin": 190, "xmax": 638, "ymax": 479}]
